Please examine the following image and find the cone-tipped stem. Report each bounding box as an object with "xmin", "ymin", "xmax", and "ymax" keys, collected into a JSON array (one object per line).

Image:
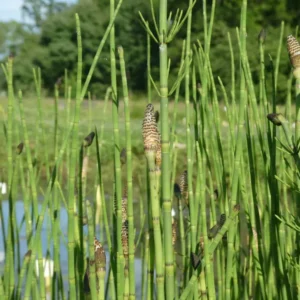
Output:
[
  {"xmin": 94, "ymin": 237, "xmax": 106, "ymax": 272},
  {"xmin": 267, "ymin": 113, "xmax": 282, "ymax": 126},
  {"xmin": 208, "ymin": 214, "xmax": 226, "ymax": 239},
  {"xmin": 258, "ymin": 28, "xmax": 267, "ymax": 44},
  {"xmin": 16, "ymin": 142, "xmax": 24, "ymax": 155},
  {"xmin": 83, "ymin": 132, "xmax": 95, "ymax": 147},
  {"xmin": 120, "ymin": 148, "xmax": 127, "ymax": 166},
  {"xmin": 142, "ymin": 104, "xmax": 160, "ymax": 153},
  {"xmin": 173, "ymin": 183, "xmax": 181, "ymax": 199},
  {"xmin": 287, "ymin": 35, "xmax": 300, "ymax": 70}
]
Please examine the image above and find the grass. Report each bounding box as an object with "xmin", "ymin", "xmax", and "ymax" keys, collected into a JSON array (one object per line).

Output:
[
  {"xmin": 0, "ymin": 95, "xmax": 291, "ymax": 194},
  {"xmin": 0, "ymin": 96, "xmax": 190, "ymax": 196}
]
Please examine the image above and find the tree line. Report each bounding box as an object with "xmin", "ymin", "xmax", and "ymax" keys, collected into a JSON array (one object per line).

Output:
[{"xmin": 0, "ymin": 0, "xmax": 300, "ymax": 101}]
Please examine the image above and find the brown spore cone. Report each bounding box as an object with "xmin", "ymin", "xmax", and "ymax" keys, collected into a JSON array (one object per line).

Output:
[
  {"xmin": 287, "ymin": 35, "xmax": 300, "ymax": 69},
  {"xmin": 142, "ymin": 104, "xmax": 160, "ymax": 153}
]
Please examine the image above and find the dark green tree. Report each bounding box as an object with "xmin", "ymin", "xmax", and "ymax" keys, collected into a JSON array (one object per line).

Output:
[
  {"xmin": 22, "ymin": 0, "xmax": 67, "ymax": 28},
  {"xmin": 0, "ymin": 0, "xmax": 298, "ymax": 101}
]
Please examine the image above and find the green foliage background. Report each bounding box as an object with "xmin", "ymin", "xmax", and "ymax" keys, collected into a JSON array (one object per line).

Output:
[{"xmin": 1, "ymin": 0, "xmax": 300, "ymax": 101}]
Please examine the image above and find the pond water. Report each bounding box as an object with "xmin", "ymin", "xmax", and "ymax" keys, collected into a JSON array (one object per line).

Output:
[{"xmin": 0, "ymin": 200, "xmax": 142, "ymax": 298}]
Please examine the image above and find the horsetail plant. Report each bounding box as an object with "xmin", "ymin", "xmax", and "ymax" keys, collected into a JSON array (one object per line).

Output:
[
  {"xmin": 83, "ymin": 132, "xmax": 95, "ymax": 148},
  {"xmin": 118, "ymin": 46, "xmax": 136, "ymax": 299},
  {"xmin": 66, "ymin": 15, "xmax": 82, "ymax": 299},
  {"xmin": 1, "ymin": 0, "xmax": 300, "ymax": 298},
  {"xmin": 109, "ymin": 0, "xmax": 124, "ymax": 297},
  {"xmin": 142, "ymin": 103, "xmax": 164, "ymax": 299}
]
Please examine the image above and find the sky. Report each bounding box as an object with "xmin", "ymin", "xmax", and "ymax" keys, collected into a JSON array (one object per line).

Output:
[{"xmin": 0, "ymin": 0, "xmax": 76, "ymax": 23}]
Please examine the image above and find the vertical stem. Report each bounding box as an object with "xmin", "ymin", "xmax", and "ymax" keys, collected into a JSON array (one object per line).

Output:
[
  {"xmin": 118, "ymin": 46, "xmax": 136, "ymax": 299},
  {"xmin": 227, "ymin": 33, "xmax": 237, "ymax": 121},
  {"xmin": 184, "ymin": 2, "xmax": 198, "ymax": 298},
  {"xmin": 146, "ymin": 152, "xmax": 164, "ymax": 299},
  {"xmin": 95, "ymin": 129, "xmax": 115, "ymax": 297},
  {"xmin": 67, "ymin": 14, "xmax": 82, "ymax": 299},
  {"xmin": 295, "ymin": 73, "xmax": 300, "ymax": 145},
  {"xmin": 87, "ymin": 201, "xmax": 97, "ymax": 300},
  {"xmin": 225, "ymin": 1, "xmax": 247, "ymax": 298},
  {"xmin": 54, "ymin": 84, "xmax": 59, "ymax": 167},
  {"xmin": 146, "ymin": 166, "xmax": 154, "ymax": 299},
  {"xmin": 185, "ymin": 0, "xmax": 196, "ymax": 255},
  {"xmin": 33, "ymin": 68, "xmax": 50, "ymax": 180},
  {"xmin": 147, "ymin": 23, "xmax": 152, "ymax": 104},
  {"xmin": 159, "ymin": 0, "xmax": 174, "ymax": 298},
  {"xmin": 4, "ymin": 59, "xmax": 13, "ymax": 186},
  {"xmin": 294, "ymin": 66, "xmax": 300, "ymax": 300},
  {"xmin": 170, "ymin": 40, "xmax": 186, "ymax": 153},
  {"xmin": 110, "ymin": 0, "xmax": 123, "ymax": 297},
  {"xmin": 274, "ymin": 22, "xmax": 284, "ymax": 92},
  {"xmin": 4, "ymin": 57, "xmax": 14, "ymax": 300},
  {"xmin": 142, "ymin": 233, "xmax": 149, "ymax": 300}
]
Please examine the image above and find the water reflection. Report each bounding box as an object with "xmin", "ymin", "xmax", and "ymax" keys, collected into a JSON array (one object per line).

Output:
[{"xmin": 0, "ymin": 200, "xmax": 142, "ymax": 297}]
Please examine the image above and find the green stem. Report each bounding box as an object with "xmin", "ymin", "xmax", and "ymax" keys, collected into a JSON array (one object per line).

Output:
[
  {"xmin": 180, "ymin": 206, "xmax": 240, "ymax": 299},
  {"xmin": 118, "ymin": 47, "xmax": 136, "ymax": 299},
  {"xmin": 109, "ymin": 0, "xmax": 123, "ymax": 297},
  {"xmin": 67, "ymin": 14, "xmax": 82, "ymax": 299},
  {"xmin": 146, "ymin": 152, "xmax": 164, "ymax": 299},
  {"xmin": 159, "ymin": 0, "xmax": 174, "ymax": 298}
]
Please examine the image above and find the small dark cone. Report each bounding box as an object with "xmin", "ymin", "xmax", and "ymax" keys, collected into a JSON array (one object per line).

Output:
[
  {"xmin": 267, "ymin": 113, "xmax": 282, "ymax": 126},
  {"xmin": 287, "ymin": 35, "xmax": 300, "ymax": 69},
  {"xmin": 83, "ymin": 266, "xmax": 91, "ymax": 294},
  {"xmin": 174, "ymin": 183, "xmax": 181, "ymax": 199},
  {"xmin": 120, "ymin": 148, "xmax": 127, "ymax": 166},
  {"xmin": 16, "ymin": 142, "xmax": 24, "ymax": 155},
  {"xmin": 25, "ymin": 249, "xmax": 32, "ymax": 258},
  {"xmin": 154, "ymin": 110, "xmax": 159, "ymax": 123},
  {"xmin": 258, "ymin": 28, "xmax": 267, "ymax": 44},
  {"xmin": 55, "ymin": 77, "xmax": 62, "ymax": 87},
  {"xmin": 32, "ymin": 158, "xmax": 38, "ymax": 168},
  {"xmin": 94, "ymin": 237, "xmax": 106, "ymax": 272},
  {"xmin": 218, "ymin": 214, "xmax": 226, "ymax": 227},
  {"xmin": 83, "ymin": 132, "xmax": 95, "ymax": 147},
  {"xmin": 197, "ymin": 83, "xmax": 202, "ymax": 95},
  {"xmin": 214, "ymin": 188, "xmax": 219, "ymax": 199},
  {"xmin": 208, "ymin": 214, "xmax": 226, "ymax": 239},
  {"xmin": 142, "ymin": 104, "xmax": 160, "ymax": 152},
  {"xmin": 191, "ymin": 252, "xmax": 201, "ymax": 270},
  {"xmin": 208, "ymin": 224, "xmax": 219, "ymax": 239},
  {"xmin": 179, "ymin": 170, "xmax": 188, "ymax": 208}
]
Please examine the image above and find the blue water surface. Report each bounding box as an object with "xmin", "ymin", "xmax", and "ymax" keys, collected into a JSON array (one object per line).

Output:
[{"xmin": 0, "ymin": 200, "xmax": 142, "ymax": 298}]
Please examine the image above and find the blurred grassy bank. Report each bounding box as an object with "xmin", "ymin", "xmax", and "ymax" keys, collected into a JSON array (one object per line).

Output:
[{"xmin": 0, "ymin": 95, "xmax": 291, "ymax": 201}]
